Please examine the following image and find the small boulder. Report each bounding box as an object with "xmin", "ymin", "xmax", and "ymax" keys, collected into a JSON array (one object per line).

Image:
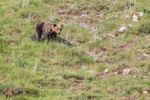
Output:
[
  {"xmin": 138, "ymin": 12, "xmax": 144, "ymax": 17},
  {"xmin": 132, "ymin": 14, "xmax": 139, "ymax": 22},
  {"xmin": 122, "ymin": 68, "xmax": 130, "ymax": 75},
  {"xmin": 104, "ymin": 69, "xmax": 109, "ymax": 74},
  {"xmin": 119, "ymin": 25, "xmax": 128, "ymax": 33}
]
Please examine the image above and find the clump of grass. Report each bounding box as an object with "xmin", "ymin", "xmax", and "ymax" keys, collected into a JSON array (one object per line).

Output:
[
  {"xmin": 0, "ymin": 38, "xmax": 8, "ymax": 53},
  {"xmin": 25, "ymin": 88, "xmax": 39, "ymax": 97},
  {"xmin": 96, "ymin": 63, "xmax": 107, "ymax": 72},
  {"xmin": 0, "ymin": 0, "xmax": 150, "ymax": 99},
  {"xmin": 0, "ymin": 83, "xmax": 14, "ymax": 93},
  {"xmin": 15, "ymin": 58, "xmax": 27, "ymax": 68},
  {"xmin": 138, "ymin": 21, "xmax": 150, "ymax": 34}
]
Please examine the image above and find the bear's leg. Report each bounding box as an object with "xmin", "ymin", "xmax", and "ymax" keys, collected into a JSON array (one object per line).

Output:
[
  {"xmin": 41, "ymin": 32, "xmax": 49, "ymax": 41},
  {"xmin": 51, "ymin": 33, "xmax": 57, "ymax": 39},
  {"xmin": 37, "ymin": 33, "xmax": 42, "ymax": 41},
  {"xmin": 47, "ymin": 34, "xmax": 52, "ymax": 41}
]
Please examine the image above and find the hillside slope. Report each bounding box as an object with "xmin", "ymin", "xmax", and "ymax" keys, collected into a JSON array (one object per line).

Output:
[{"xmin": 0, "ymin": 0, "xmax": 150, "ymax": 99}]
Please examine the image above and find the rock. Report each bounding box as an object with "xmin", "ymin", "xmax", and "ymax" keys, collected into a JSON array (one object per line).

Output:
[
  {"xmin": 143, "ymin": 91, "xmax": 148, "ymax": 94},
  {"xmin": 73, "ymin": 16, "xmax": 78, "ymax": 20},
  {"xmin": 80, "ymin": 10, "xmax": 90, "ymax": 15},
  {"xmin": 58, "ymin": 9, "xmax": 72, "ymax": 14},
  {"xmin": 91, "ymin": 26, "xmax": 97, "ymax": 33},
  {"xmin": 122, "ymin": 68, "xmax": 130, "ymax": 75},
  {"xmin": 96, "ymin": 12, "xmax": 105, "ymax": 18},
  {"xmin": 104, "ymin": 69, "xmax": 109, "ymax": 74},
  {"xmin": 114, "ymin": 72, "xmax": 118, "ymax": 75},
  {"xmin": 138, "ymin": 12, "xmax": 144, "ymax": 17},
  {"xmin": 143, "ymin": 90, "xmax": 150, "ymax": 94},
  {"xmin": 140, "ymin": 53, "xmax": 150, "ymax": 60},
  {"xmin": 58, "ymin": 4, "xmax": 72, "ymax": 15},
  {"xmin": 142, "ymin": 76, "xmax": 148, "ymax": 79},
  {"xmin": 80, "ymin": 23, "xmax": 89, "ymax": 29},
  {"xmin": 119, "ymin": 25, "xmax": 128, "ymax": 33},
  {"xmin": 142, "ymin": 53, "xmax": 150, "ymax": 58},
  {"xmin": 58, "ymin": 10, "xmax": 66, "ymax": 14},
  {"xmin": 107, "ymin": 33, "xmax": 115, "ymax": 38},
  {"xmin": 127, "ymin": 24, "xmax": 133, "ymax": 27},
  {"xmin": 79, "ymin": 14, "xmax": 91, "ymax": 19},
  {"xmin": 132, "ymin": 14, "xmax": 139, "ymax": 22}
]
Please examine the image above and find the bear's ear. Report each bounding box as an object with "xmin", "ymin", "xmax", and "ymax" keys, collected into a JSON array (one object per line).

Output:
[
  {"xmin": 53, "ymin": 24, "xmax": 57, "ymax": 27},
  {"xmin": 50, "ymin": 25, "xmax": 56, "ymax": 32}
]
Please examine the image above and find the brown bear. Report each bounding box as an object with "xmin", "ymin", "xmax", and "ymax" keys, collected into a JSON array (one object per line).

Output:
[{"xmin": 35, "ymin": 21, "xmax": 63, "ymax": 41}]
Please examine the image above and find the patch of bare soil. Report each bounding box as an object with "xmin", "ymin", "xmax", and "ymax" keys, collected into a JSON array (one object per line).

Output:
[
  {"xmin": 124, "ymin": 95, "xmax": 140, "ymax": 100},
  {"xmin": 83, "ymin": 47, "xmax": 108, "ymax": 62},
  {"xmin": 139, "ymin": 53, "xmax": 150, "ymax": 60},
  {"xmin": 4, "ymin": 57, "xmax": 12, "ymax": 64},
  {"xmin": 124, "ymin": 89, "xmax": 150, "ymax": 100},
  {"xmin": 57, "ymin": 4, "xmax": 102, "ymax": 33},
  {"xmin": 8, "ymin": 31, "xmax": 21, "ymax": 36},
  {"xmin": 39, "ymin": 51, "xmax": 55, "ymax": 57},
  {"xmin": 2, "ymin": 87, "xmax": 25, "ymax": 97},
  {"xmin": 7, "ymin": 40, "xmax": 19, "ymax": 45},
  {"xmin": 108, "ymin": 88, "xmax": 120, "ymax": 94},
  {"xmin": 113, "ymin": 43, "xmax": 134, "ymax": 52},
  {"xmin": 69, "ymin": 79, "xmax": 86, "ymax": 91}
]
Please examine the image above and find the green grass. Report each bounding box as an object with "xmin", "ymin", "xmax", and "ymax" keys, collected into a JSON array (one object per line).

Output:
[{"xmin": 0, "ymin": 0, "xmax": 150, "ymax": 99}]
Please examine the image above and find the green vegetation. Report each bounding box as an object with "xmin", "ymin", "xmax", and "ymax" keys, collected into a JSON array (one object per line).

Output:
[{"xmin": 0, "ymin": 0, "xmax": 150, "ymax": 99}]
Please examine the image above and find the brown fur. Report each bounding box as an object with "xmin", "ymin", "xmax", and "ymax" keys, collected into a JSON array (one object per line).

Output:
[{"xmin": 35, "ymin": 21, "xmax": 63, "ymax": 41}]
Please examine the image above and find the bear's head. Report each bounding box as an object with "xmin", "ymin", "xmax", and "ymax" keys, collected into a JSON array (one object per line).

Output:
[{"xmin": 51, "ymin": 24, "xmax": 64, "ymax": 34}]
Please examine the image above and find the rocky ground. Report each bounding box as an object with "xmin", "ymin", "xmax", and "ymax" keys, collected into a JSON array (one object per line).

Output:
[{"xmin": 0, "ymin": 0, "xmax": 150, "ymax": 99}]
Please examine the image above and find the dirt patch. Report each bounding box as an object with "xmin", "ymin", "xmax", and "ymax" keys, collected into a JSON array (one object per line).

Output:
[
  {"xmin": 123, "ymin": 88, "xmax": 150, "ymax": 100},
  {"xmin": 4, "ymin": 57, "xmax": 12, "ymax": 64},
  {"xmin": 112, "ymin": 66, "xmax": 139, "ymax": 75},
  {"xmin": 35, "ymin": 78, "xmax": 68, "ymax": 89},
  {"xmin": 9, "ymin": 32, "xmax": 21, "ymax": 36},
  {"xmin": 58, "ymin": 4, "xmax": 72, "ymax": 15},
  {"xmin": 124, "ymin": 95, "xmax": 140, "ymax": 100},
  {"xmin": 58, "ymin": 4, "xmax": 99, "ymax": 31},
  {"xmin": 69, "ymin": 79, "xmax": 86, "ymax": 91},
  {"xmin": 39, "ymin": 51, "xmax": 55, "ymax": 57},
  {"xmin": 83, "ymin": 47, "xmax": 108, "ymax": 62},
  {"xmin": 141, "ymin": 89, "xmax": 150, "ymax": 95},
  {"xmin": 108, "ymin": 88, "xmax": 120, "ymax": 94},
  {"xmin": 139, "ymin": 53, "xmax": 150, "ymax": 60},
  {"xmin": 113, "ymin": 43, "xmax": 134, "ymax": 52},
  {"xmin": 2, "ymin": 87, "xmax": 25, "ymax": 97},
  {"xmin": 1, "ymin": 86, "xmax": 40, "ymax": 98},
  {"xmin": 7, "ymin": 40, "xmax": 19, "ymax": 45}
]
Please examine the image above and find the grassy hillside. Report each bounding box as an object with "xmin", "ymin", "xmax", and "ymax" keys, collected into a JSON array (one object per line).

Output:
[{"xmin": 0, "ymin": 0, "xmax": 150, "ymax": 99}]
